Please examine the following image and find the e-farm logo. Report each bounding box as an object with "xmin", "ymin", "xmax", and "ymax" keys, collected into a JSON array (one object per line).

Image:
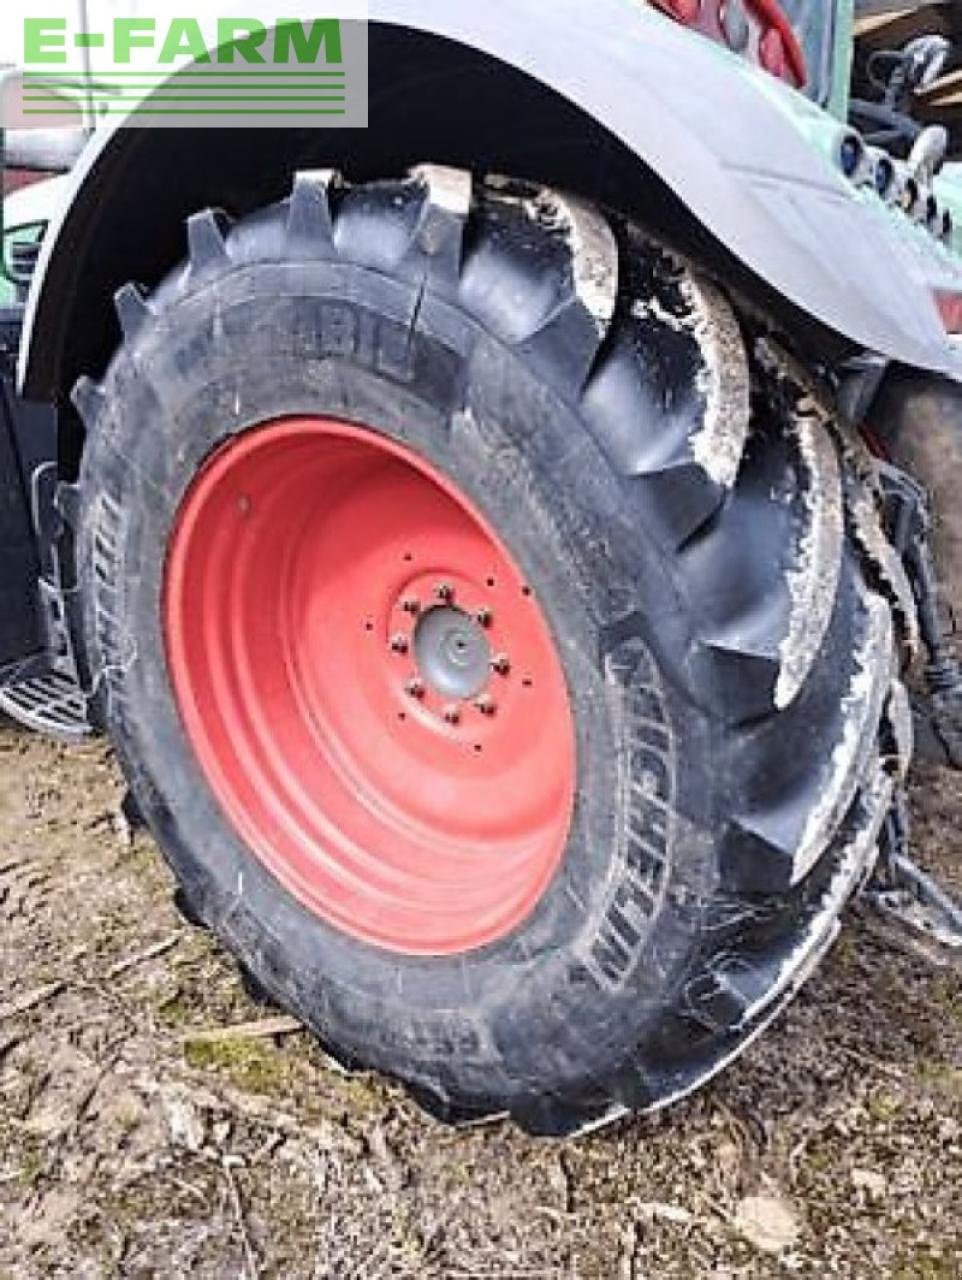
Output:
[{"xmin": 11, "ymin": 4, "xmax": 368, "ymax": 127}]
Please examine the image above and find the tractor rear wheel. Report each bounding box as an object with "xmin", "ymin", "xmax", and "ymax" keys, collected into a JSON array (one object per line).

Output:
[{"xmin": 72, "ymin": 168, "xmax": 910, "ymax": 1134}]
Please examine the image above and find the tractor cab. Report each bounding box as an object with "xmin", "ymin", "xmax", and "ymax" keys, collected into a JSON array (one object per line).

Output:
[
  {"xmin": 652, "ymin": 0, "xmax": 851, "ymax": 109},
  {"xmin": 653, "ymin": 1, "xmax": 962, "ymax": 157}
]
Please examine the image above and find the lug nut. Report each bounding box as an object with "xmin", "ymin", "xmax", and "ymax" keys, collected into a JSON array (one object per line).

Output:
[
  {"xmin": 475, "ymin": 608, "xmax": 493, "ymax": 628},
  {"xmin": 401, "ymin": 597, "xmax": 421, "ymax": 615},
  {"xmin": 490, "ymin": 654, "xmax": 511, "ymax": 676},
  {"xmin": 405, "ymin": 678, "xmax": 425, "ymax": 699},
  {"xmin": 436, "ymin": 582, "xmax": 455, "ymax": 603},
  {"xmin": 442, "ymin": 704, "xmax": 461, "ymax": 725},
  {"xmin": 475, "ymin": 695, "xmax": 497, "ymax": 717},
  {"xmin": 390, "ymin": 634, "xmax": 409, "ymax": 654}
]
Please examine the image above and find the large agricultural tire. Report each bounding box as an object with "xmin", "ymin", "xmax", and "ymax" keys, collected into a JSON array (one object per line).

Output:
[
  {"xmin": 873, "ymin": 372, "xmax": 962, "ymax": 625},
  {"xmin": 71, "ymin": 167, "xmax": 911, "ymax": 1136},
  {"xmin": 872, "ymin": 372, "xmax": 962, "ymax": 768}
]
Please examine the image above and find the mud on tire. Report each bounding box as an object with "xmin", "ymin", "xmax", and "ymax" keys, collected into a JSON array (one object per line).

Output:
[{"xmin": 72, "ymin": 167, "xmax": 912, "ymax": 1135}]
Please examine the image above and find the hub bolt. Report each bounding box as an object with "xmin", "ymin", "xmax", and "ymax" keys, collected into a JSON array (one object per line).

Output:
[
  {"xmin": 475, "ymin": 608, "xmax": 493, "ymax": 629},
  {"xmin": 475, "ymin": 695, "xmax": 497, "ymax": 717},
  {"xmin": 490, "ymin": 654, "xmax": 511, "ymax": 676},
  {"xmin": 442, "ymin": 704, "xmax": 462, "ymax": 725},
  {"xmin": 405, "ymin": 678, "xmax": 425, "ymax": 699},
  {"xmin": 402, "ymin": 597, "xmax": 421, "ymax": 615},
  {"xmin": 390, "ymin": 634, "xmax": 409, "ymax": 654},
  {"xmin": 436, "ymin": 582, "xmax": 455, "ymax": 603}
]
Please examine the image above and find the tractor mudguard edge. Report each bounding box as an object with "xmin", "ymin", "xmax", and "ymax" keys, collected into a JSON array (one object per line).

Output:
[{"xmin": 17, "ymin": 0, "xmax": 962, "ymax": 401}]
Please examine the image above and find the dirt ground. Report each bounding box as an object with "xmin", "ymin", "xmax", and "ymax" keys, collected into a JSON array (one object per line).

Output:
[{"xmin": 0, "ymin": 720, "xmax": 959, "ymax": 1280}]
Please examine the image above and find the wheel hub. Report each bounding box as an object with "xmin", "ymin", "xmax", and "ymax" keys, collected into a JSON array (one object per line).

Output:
[
  {"xmin": 414, "ymin": 605, "xmax": 491, "ymax": 701},
  {"xmin": 163, "ymin": 416, "xmax": 576, "ymax": 956}
]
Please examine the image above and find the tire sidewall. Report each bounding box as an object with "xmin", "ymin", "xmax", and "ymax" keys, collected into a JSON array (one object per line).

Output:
[{"xmin": 79, "ymin": 258, "xmax": 719, "ymax": 1110}]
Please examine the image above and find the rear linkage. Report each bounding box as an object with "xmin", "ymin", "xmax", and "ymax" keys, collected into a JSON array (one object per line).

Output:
[
  {"xmin": 877, "ymin": 462, "xmax": 962, "ymax": 768},
  {"xmin": 867, "ymin": 462, "xmax": 962, "ymax": 963},
  {"xmin": 761, "ymin": 338, "xmax": 962, "ymax": 964}
]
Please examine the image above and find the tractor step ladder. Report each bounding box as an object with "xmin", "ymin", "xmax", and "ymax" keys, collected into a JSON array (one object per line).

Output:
[{"xmin": 0, "ymin": 667, "xmax": 91, "ymax": 741}]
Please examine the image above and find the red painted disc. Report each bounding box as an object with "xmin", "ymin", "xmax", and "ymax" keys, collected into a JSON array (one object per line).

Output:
[{"xmin": 163, "ymin": 418, "xmax": 576, "ymax": 955}]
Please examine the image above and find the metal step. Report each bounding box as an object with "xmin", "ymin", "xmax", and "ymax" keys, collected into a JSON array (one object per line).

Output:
[
  {"xmin": 0, "ymin": 669, "xmax": 91, "ymax": 740},
  {"xmin": 865, "ymin": 853, "xmax": 962, "ymax": 963},
  {"xmin": 862, "ymin": 796, "xmax": 962, "ymax": 971}
]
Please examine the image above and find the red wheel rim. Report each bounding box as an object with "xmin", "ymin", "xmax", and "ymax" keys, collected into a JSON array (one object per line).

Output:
[{"xmin": 163, "ymin": 417, "xmax": 576, "ymax": 955}]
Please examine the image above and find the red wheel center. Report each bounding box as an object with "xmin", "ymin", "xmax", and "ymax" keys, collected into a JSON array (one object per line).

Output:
[{"xmin": 163, "ymin": 417, "xmax": 576, "ymax": 955}]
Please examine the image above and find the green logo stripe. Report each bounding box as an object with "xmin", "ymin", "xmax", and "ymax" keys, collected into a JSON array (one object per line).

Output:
[
  {"xmin": 22, "ymin": 87, "xmax": 350, "ymax": 93},
  {"xmin": 23, "ymin": 69, "xmax": 346, "ymax": 77},
  {"xmin": 15, "ymin": 17, "xmax": 361, "ymax": 126},
  {"xmin": 23, "ymin": 107, "xmax": 348, "ymax": 115},
  {"xmin": 24, "ymin": 92, "xmax": 346, "ymax": 102}
]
